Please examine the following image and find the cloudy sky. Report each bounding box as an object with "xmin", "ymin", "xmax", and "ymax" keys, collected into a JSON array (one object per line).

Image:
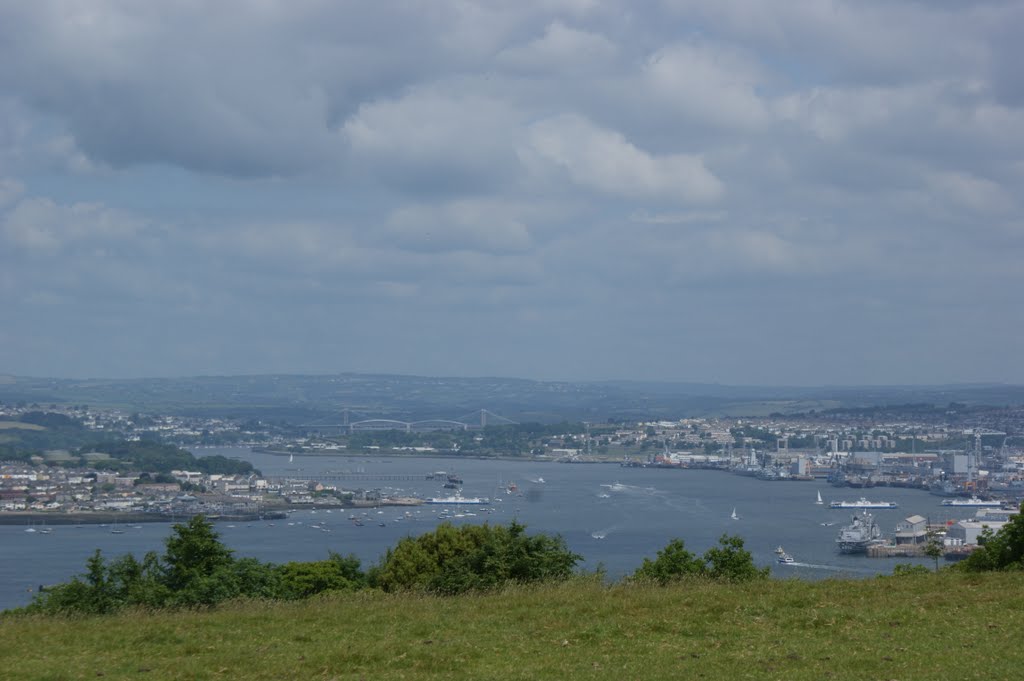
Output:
[{"xmin": 1, "ymin": 1, "xmax": 1023, "ymax": 385}]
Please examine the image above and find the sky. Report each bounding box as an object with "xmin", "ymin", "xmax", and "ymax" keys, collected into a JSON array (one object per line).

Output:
[{"xmin": 1, "ymin": 0, "xmax": 1023, "ymax": 386}]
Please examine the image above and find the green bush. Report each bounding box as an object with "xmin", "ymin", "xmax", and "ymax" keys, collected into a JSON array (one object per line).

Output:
[
  {"xmin": 369, "ymin": 521, "xmax": 581, "ymax": 594},
  {"xmin": 956, "ymin": 502, "xmax": 1024, "ymax": 572},
  {"xmin": 633, "ymin": 534, "xmax": 769, "ymax": 583}
]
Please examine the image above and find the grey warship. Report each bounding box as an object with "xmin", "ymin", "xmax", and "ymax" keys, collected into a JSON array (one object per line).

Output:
[{"xmin": 835, "ymin": 511, "xmax": 883, "ymax": 553}]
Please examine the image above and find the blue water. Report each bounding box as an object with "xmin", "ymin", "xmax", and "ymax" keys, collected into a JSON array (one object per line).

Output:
[{"xmin": 0, "ymin": 447, "xmax": 968, "ymax": 611}]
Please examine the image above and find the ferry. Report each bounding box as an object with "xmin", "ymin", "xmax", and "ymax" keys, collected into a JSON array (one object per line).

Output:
[
  {"xmin": 425, "ymin": 494, "xmax": 490, "ymax": 505},
  {"xmin": 829, "ymin": 497, "xmax": 898, "ymax": 509},
  {"xmin": 941, "ymin": 496, "xmax": 1003, "ymax": 507}
]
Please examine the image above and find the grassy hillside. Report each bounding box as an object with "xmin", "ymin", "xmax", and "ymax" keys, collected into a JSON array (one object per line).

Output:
[{"xmin": 3, "ymin": 572, "xmax": 1022, "ymax": 680}]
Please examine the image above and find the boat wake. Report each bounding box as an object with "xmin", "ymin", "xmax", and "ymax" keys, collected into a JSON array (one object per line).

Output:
[
  {"xmin": 783, "ymin": 561, "xmax": 876, "ymax": 574},
  {"xmin": 591, "ymin": 524, "xmax": 618, "ymax": 540},
  {"xmin": 600, "ymin": 482, "xmax": 658, "ymax": 495}
]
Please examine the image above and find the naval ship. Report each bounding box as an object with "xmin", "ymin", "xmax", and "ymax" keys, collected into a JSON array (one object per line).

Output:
[{"xmin": 835, "ymin": 512, "xmax": 883, "ymax": 553}]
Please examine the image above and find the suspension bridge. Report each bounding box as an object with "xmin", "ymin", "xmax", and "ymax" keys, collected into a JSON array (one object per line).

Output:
[{"xmin": 299, "ymin": 408, "xmax": 517, "ymax": 433}]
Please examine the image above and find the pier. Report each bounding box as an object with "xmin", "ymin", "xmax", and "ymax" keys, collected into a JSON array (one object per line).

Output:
[
  {"xmin": 275, "ymin": 474, "xmax": 429, "ymax": 483},
  {"xmin": 866, "ymin": 543, "xmax": 925, "ymax": 558}
]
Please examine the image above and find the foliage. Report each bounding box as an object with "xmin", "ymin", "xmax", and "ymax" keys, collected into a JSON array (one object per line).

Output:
[
  {"xmin": 162, "ymin": 516, "xmax": 236, "ymax": 592},
  {"xmin": 16, "ymin": 412, "xmax": 84, "ymax": 429},
  {"xmin": 0, "ymin": 411, "xmax": 111, "ymax": 456},
  {"xmin": 369, "ymin": 521, "xmax": 581, "ymax": 594},
  {"xmin": 633, "ymin": 535, "xmax": 769, "ymax": 583},
  {"xmin": 923, "ymin": 530, "xmax": 944, "ymax": 572},
  {"xmin": 632, "ymin": 539, "xmax": 703, "ymax": 583},
  {"xmin": 892, "ymin": 563, "xmax": 932, "ymax": 576},
  {"xmin": 6, "ymin": 572, "xmax": 1024, "ymax": 680},
  {"xmin": 24, "ymin": 516, "xmax": 294, "ymax": 613},
  {"xmin": 87, "ymin": 441, "xmax": 255, "ymax": 475},
  {"xmin": 276, "ymin": 553, "xmax": 366, "ymax": 599},
  {"xmin": 701, "ymin": 534, "xmax": 770, "ymax": 581},
  {"xmin": 955, "ymin": 502, "xmax": 1024, "ymax": 572}
]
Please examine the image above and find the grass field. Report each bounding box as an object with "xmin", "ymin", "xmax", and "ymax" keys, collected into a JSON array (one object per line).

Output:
[
  {"xmin": 0, "ymin": 421, "xmax": 45, "ymax": 431},
  {"xmin": 3, "ymin": 572, "xmax": 1023, "ymax": 680}
]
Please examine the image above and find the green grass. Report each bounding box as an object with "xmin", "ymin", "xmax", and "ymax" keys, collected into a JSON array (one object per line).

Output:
[
  {"xmin": 0, "ymin": 421, "xmax": 45, "ymax": 431},
  {"xmin": 3, "ymin": 573, "xmax": 1023, "ymax": 680}
]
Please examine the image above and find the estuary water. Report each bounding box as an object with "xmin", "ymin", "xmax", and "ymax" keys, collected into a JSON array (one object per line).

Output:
[{"xmin": 0, "ymin": 447, "xmax": 968, "ymax": 611}]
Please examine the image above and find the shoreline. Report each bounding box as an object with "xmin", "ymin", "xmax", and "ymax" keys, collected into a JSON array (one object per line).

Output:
[
  {"xmin": 0, "ymin": 499, "xmax": 426, "ymax": 526},
  {"xmin": 249, "ymin": 447, "xmax": 622, "ymax": 464}
]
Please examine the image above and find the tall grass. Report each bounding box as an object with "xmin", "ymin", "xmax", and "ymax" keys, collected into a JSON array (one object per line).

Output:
[{"xmin": 3, "ymin": 572, "xmax": 1022, "ymax": 680}]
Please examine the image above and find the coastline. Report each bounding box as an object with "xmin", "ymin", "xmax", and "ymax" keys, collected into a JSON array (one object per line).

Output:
[{"xmin": 250, "ymin": 446, "xmax": 620, "ymax": 464}]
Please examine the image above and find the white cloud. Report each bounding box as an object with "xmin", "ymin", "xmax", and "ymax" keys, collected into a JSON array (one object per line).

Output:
[
  {"xmin": 0, "ymin": 1, "xmax": 1022, "ymax": 383},
  {"xmin": 2, "ymin": 196, "xmax": 142, "ymax": 252},
  {"xmin": 343, "ymin": 88, "xmax": 524, "ymax": 193},
  {"xmin": 773, "ymin": 82, "xmax": 942, "ymax": 142},
  {"xmin": 524, "ymin": 114, "xmax": 724, "ymax": 202},
  {"xmin": 0, "ymin": 178, "xmax": 24, "ymax": 207},
  {"xmin": 497, "ymin": 21, "xmax": 618, "ymax": 73},
  {"xmin": 384, "ymin": 200, "xmax": 533, "ymax": 255},
  {"xmin": 927, "ymin": 171, "xmax": 1015, "ymax": 215},
  {"xmin": 643, "ymin": 41, "xmax": 770, "ymax": 131}
]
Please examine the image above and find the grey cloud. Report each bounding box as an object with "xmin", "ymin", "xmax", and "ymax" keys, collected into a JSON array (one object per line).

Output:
[{"xmin": 0, "ymin": 1, "xmax": 1022, "ymax": 383}]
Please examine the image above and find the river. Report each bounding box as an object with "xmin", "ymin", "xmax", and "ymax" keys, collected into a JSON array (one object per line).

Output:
[{"xmin": 0, "ymin": 447, "xmax": 967, "ymax": 611}]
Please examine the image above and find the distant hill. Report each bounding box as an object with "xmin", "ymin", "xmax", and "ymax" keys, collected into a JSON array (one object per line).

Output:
[{"xmin": 1, "ymin": 373, "xmax": 1023, "ymax": 423}]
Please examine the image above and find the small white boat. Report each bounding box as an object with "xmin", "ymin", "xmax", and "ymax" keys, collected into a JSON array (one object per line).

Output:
[
  {"xmin": 730, "ymin": 507, "xmax": 740, "ymax": 520},
  {"xmin": 777, "ymin": 552, "xmax": 795, "ymax": 564},
  {"xmin": 816, "ymin": 490, "xmax": 824, "ymax": 505},
  {"xmin": 774, "ymin": 545, "xmax": 785, "ymax": 555}
]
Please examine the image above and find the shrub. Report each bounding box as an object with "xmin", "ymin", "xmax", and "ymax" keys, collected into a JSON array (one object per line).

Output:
[
  {"xmin": 633, "ymin": 534, "xmax": 769, "ymax": 584},
  {"xmin": 370, "ymin": 521, "xmax": 581, "ymax": 594}
]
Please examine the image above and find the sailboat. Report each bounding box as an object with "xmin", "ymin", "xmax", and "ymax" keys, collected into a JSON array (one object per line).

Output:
[
  {"xmin": 730, "ymin": 507, "xmax": 740, "ymax": 520},
  {"xmin": 110, "ymin": 519, "xmax": 125, "ymax": 534},
  {"xmin": 289, "ymin": 453, "xmax": 294, "ymax": 464},
  {"xmin": 816, "ymin": 490, "xmax": 824, "ymax": 505}
]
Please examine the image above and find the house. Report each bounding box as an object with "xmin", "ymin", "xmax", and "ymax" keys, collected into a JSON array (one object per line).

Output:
[{"xmin": 894, "ymin": 515, "xmax": 928, "ymax": 545}]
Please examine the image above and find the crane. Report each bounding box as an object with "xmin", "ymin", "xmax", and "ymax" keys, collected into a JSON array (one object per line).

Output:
[{"xmin": 962, "ymin": 429, "xmax": 1006, "ymax": 480}]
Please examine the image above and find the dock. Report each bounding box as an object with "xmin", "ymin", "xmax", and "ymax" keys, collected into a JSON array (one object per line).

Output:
[{"xmin": 866, "ymin": 543, "xmax": 925, "ymax": 558}]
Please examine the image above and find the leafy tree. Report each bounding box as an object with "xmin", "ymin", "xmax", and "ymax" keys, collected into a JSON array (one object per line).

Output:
[
  {"xmin": 370, "ymin": 521, "xmax": 581, "ymax": 594},
  {"xmin": 633, "ymin": 535, "xmax": 768, "ymax": 584},
  {"xmin": 702, "ymin": 534, "xmax": 770, "ymax": 581},
  {"xmin": 163, "ymin": 515, "xmax": 235, "ymax": 592},
  {"xmin": 277, "ymin": 553, "xmax": 366, "ymax": 599},
  {"xmin": 923, "ymin": 530, "xmax": 944, "ymax": 572},
  {"xmin": 632, "ymin": 539, "xmax": 703, "ymax": 583}
]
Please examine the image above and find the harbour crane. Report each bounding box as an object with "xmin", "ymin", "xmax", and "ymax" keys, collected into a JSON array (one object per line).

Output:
[{"xmin": 962, "ymin": 428, "xmax": 1006, "ymax": 480}]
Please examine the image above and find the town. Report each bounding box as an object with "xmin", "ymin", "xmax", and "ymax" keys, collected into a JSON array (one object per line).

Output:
[{"xmin": 2, "ymin": 400, "xmax": 1023, "ymax": 560}]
